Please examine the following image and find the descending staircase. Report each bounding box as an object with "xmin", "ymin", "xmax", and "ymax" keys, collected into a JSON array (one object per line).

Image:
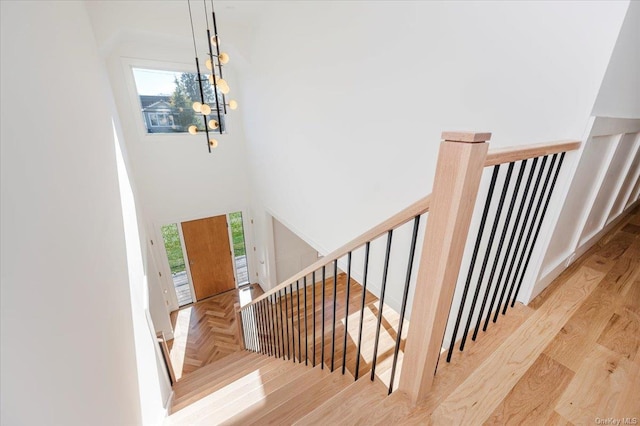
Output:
[
  {"xmin": 166, "ymin": 302, "xmax": 535, "ymax": 425},
  {"xmin": 163, "ymin": 134, "xmax": 617, "ymax": 424},
  {"xmin": 165, "ymin": 350, "xmax": 383, "ymax": 425}
]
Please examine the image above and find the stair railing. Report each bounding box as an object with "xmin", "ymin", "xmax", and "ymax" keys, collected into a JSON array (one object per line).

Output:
[
  {"xmin": 399, "ymin": 134, "xmax": 580, "ymax": 403},
  {"xmin": 239, "ymin": 187, "xmax": 432, "ymax": 390},
  {"xmin": 237, "ymin": 131, "xmax": 580, "ymax": 402}
]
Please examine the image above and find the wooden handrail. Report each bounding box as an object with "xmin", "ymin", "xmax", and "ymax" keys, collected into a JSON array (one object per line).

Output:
[
  {"xmin": 156, "ymin": 331, "xmax": 177, "ymax": 385},
  {"xmin": 484, "ymin": 140, "xmax": 580, "ymax": 167},
  {"xmin": 243, "ymin": 194, "xmax": 432, "ymax": 308}
]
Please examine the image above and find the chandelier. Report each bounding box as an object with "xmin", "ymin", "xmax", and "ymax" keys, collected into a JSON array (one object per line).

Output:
[{"xmin": 187, "ymin": 0, "xmax": 238, "ymax": 153}]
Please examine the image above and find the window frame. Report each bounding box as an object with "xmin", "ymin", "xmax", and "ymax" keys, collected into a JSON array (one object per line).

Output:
[{"xmin": 122, "ymin": 58, "xmax": 232, "ymax": 141}]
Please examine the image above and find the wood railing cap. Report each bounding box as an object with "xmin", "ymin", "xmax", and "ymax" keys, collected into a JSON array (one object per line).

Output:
[{"xmin": 441, "ymin": 131, "xmax": 492, "ymax": 143}]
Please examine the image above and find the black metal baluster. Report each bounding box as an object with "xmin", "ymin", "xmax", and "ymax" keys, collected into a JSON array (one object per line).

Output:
[
  {"xmin": 489, "ymin": 159, "xmax": 534, "ymax": 321},
  {"xmin": 468, "ymin": 164, "xmax": 516, "ymax": 343},
  {"xmin": 263, "ymin": 300, "xmax": 272, "ymax": 356},
  {"xmin": 321, "ymin": 266, "xmax": 326, "ymax": 370},
  {"xmin": 510, "ymin": 153, "xmax": 565, "ymax": 307},
  {"xmin": 489, "ymin": 160, "xmax": 528, "ymax": 324},
  {"xmin": 331, "ymin": 259, "xmax": 338, "ymax": 372},
  {"xmin": 304, "ymin": 276, "xmax": 308, "ymax": 366},
  {"xmin": 494, "ymin": 155, "xmax": 547, "ymax": 317},
  {"xmin": 471, "ymin": 163, "xmax": 516, "ymax": 339},
  {"xmin": 296, "ymin": 280, "xmax": 302, "ymax": 363},
  {"xmin": 277, "ymin": 293, "xmax": 285, "ymax": 359},
  {"xmin": 389, "ymin": 216, "xmax": 420, "ymax": 394},
  {"xmin": 312, "ymin": 270, "xmax": 316, "ymax": 367},
  {"xmin": 275, "ymin": 294, "xmax": 282, "ymax": 358},
  {"xmin": 262, "ymin": 301, "xmax": 270, "ymax": 355},
  {"xmin": 269, "ymin": 295, "xmax": 279, "ymax": 358},
  {"xmin": 482, "ymin": 162, "xmax": 523, "ymax": 331},
  {"xmin": 289, "ymin": 284, "xmax": 296, "ymax": 362},
  {"xmin": 257, "ymin": 301, "xmax": 265, "ymax": 355},
  {"xmin": 341, "ymin": 252, "xmax": 352, "ymax": 375},
  {"xmin": 447, "ymin": 166, "xmax": 499, "ymax": 361},
  {"xmin": 371, "ymin": 230, "xmax": 393, "ymax": 381},
  {"xmin": 355, "ymin": 242, "xmax": 371, "ymax": 380},
  {"xmin": 256, "ymin": 301, "xmax": 265, "ymax": 354},
  {"xmin": 281, "ymin": 289, "xmax": 290, "ymax": 360}
]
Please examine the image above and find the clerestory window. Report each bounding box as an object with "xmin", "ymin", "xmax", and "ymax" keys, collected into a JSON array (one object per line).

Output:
[{"xmin": 132, "ymin": 67, "xmax": 226, "ymax": 135}]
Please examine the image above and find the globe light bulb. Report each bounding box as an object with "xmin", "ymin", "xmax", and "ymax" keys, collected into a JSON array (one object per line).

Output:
[
  {"xmin": 205, "ymin": 59, "xmax": 213, "ymax": 70},
  {"xmin": 217, "ymin": 80, "xmax": 230, "ymax": 95},
  {"xmin": 228, "ymin": 100, "xmax": 238, "ymax": 110},
  {"xmin": 208, "ymin": 74, "xmax": 215, "ymax": 84},
  {"xmin": 209, "ymin": 139, "xmax": 218, "ymax": 148},
  {"xmin": 200, "ymin": 103, "xmax": 212, "ymax": 115},
  {"xmin": 210, "ymin": 35, "xmax": 220, "ymax": 46},
  {"xmin": 188, "ymin": 125, "xmax": 198, "ymax": 135},
  {"xmin": 208, "ymin": 119, "xmax": 219, "ymax": 129},
  {"xmin": 192, "ymin": 101, "xmax": 202, "ymax": 112},
  {"xmin": 219, "ymin": 52, "xmax": 230, "ymax": 64}
]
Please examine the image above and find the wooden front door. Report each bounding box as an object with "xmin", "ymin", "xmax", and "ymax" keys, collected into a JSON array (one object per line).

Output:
[{"xmin": 181, "ymin": 215, "xmax": 236, "ymax": 301}]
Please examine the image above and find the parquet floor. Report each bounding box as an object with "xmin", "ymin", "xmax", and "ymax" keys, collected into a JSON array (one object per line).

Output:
[{"xmin": 168, "ymin": 284, "xmax": 263, "ymax": 380}]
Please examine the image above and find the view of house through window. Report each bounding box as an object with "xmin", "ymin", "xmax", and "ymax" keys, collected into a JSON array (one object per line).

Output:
[
  {"xmin": 229, "ymin": 212, "xmax": 249, "ymax": 285},
  {"xmin": 161, "ymin": 223, "xmax": 193, "ymax": 306},
  {"xmin": 132, "ymin": 67, "xmax": 226, "ymax": 134}
]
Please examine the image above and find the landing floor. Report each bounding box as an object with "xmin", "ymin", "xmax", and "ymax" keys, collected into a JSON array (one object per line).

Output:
[
  {"xmin": 367, "ymin": 205, "xmax": 640, "ymax": 424},
  {"xmin": 168, "ymin": 284, "xmax": 263, "ymax": 380}
]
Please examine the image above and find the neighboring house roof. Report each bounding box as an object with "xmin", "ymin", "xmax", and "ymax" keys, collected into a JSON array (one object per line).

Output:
[
  {"xmin": 142, "ymin": 100, "xmax": 174, "ymax": 113},
  {"xmin": 139, "ymin": 95, "xmax": 172, "ymax": 109}
]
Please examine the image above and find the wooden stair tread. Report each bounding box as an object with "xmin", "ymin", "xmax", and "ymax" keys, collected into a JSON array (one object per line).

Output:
[
  {"xmin": 228, "ymin": 368, "xmax": 354, "ymax": 425},
  {"xmin": 172, "ymin": 351, "xmax": 264, "ymax": 399},
  {"xmin": 167, "ymin": 359, "xmax": 314, "ymax": 424},
  {"xmin": 218, "ymin": 365, "xmax": 328, "ymax": 425},
  {"xmin": 173, "ymin": 350, "xmax": 258, "ymax": 390},
  {"xmin": 176, "ymin": 356, "xmax": 299, "ymax": 409},
  {"xmin": 294, "ymin": 375, "xmax": 389, "ymax": 425},
  {"xmin": 172, "ymin": 354, "xmax": 275, "ymax": 413}
]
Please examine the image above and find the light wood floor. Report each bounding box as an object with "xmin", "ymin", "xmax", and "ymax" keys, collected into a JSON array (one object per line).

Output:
[
  {"xmin": 168, "ymin": 284, "xmax": 263, "ymax": 380},
  {"xmin": 346, "ymin": 204, "xmax": 640, "ymax": 425}
]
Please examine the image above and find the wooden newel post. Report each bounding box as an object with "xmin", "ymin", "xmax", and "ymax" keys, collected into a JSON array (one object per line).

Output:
[
  {"xmin": 234, "ymin": 302, "xmax": 246, "ymax": 350},
  {"xmin": 398, "ymin": 131, "xmax": 490, "ymax": 403}
]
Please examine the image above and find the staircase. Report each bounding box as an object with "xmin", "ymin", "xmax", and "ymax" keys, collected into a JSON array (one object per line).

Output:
[
  {"xmin": 165, "ymin": 350, "xmax": 381, "ymax": 425},
  {"xmin": 164, "ymin": 132, "xmax": 640, "ymax": 424},
  {"xmin": 166, "ymin": 301, "xmax": 534, "ymax": 425}
]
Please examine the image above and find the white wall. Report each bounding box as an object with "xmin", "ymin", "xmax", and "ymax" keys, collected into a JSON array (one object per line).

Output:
[
  {"xmin": 531, "ymin": 3, "xmax": 640, "ymax": 301},
  {"xmin": 273, "ymin": 217, "xmax": 319, "ymax": 283},
  {"xmin": 0, "ymin": 1, "xmax": 161, "ymax": 424},
  {"xmin": 592, "ymin": 1, "xmax": 640, "ymax": 118},
  {"xmin": 240, "ymin": 1, "xmax": 630, "ymax": 295},
  {"xmin": 535, "ymin": 118, "xmax": 640, "ymax": 299}
]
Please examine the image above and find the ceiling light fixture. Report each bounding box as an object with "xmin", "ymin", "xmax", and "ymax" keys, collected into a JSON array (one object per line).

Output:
[{"xmin": 187, "ymin": 0, "xmax": 238, "ymax": 153}]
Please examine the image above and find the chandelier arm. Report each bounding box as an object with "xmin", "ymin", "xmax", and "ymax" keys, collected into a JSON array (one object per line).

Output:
[
  {"xmin": 211, "ymin": 6, "xmax": 228, "ymax": 115},
  {"xmin": 195, "ymin": 57, "xmax": 212, "ymax": 153},
  {"xmin": 206, "ymin": 28, "xmax": 223, "ymax": 134}
]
